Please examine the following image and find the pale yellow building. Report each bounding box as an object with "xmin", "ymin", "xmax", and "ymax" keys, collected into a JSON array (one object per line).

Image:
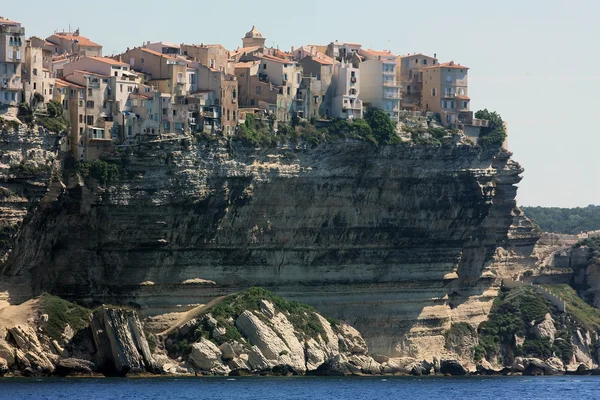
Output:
[
  {"xmin": 421, "ymin": 61, "xmax": 471, "ymax": 126},
  {"xmin": 0, "ymin": 17, "xmax": 24, "ymax": 106},
  {"xmin": 396, "ymin": 53, "xmax": 438, "ymax": 110}
]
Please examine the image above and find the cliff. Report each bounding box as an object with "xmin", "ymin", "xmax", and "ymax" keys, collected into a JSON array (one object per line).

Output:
[{"xmin": 0, "ymin": 127, "xmax": 532, "ymax": 358}]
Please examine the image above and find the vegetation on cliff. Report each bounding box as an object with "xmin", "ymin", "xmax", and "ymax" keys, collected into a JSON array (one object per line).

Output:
[
  {"xmin": 522, "ymin": 205, "xmax": 600, "ymax": 234},
  {"xmin": 166, "ymin": 287, "xmax": 333, "ymax": 358},
  {"xmin": 475, "ymin": 109, "xmax": 507, "ymax": 148},
  {"xmin": 475, "ymin": 287, "xmax": 573, "ymax": 364},
  {"xmin": 75, "ymin": 159, "xmax": 122, "ymax": 185},
  {"xmin": 542, "ymin": 284, "xmax": 600, "ymax": 332},
  {"xmin": 38, "ymin": 294, "xmax": 92, "ymax": 341}
]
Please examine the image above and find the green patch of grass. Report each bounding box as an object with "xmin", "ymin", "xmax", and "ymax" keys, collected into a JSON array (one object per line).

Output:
[
  {"xmin": 10, "ymin": 161, "xmax": 51, "ymax": 175},
  {"xmin": 37, "ymin": 116, "xmax": 69, "ymax": 133},
  {"xmin": 76, "ymin": 160, "xmax": 122, "ymax": 185},
  {"xmin": 542, "ymin": 284, "xmax": 600, "ymax": 332},
  {"xmin": 38, "ymin": 294, "xmax": 92, "ymax": 342}
]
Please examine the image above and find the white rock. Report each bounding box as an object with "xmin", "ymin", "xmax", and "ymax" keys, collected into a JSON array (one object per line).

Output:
[
  {"xmin": 219, "ymin": 343, "xmax": 236, "ymax": 361},
  {"xmin": 337, "ymin": 324, "xmax": 368, "ymax": 355},
  {"xmin": 532, "ymin": 313, "xmax": 556, "ymax": 342},
  {"xmin": 189, "ymin": 339, "xmax": 224, "ymax": 371},
  {"xmin": 0, "ymin": 339, "xmax": 15, "ymax": 366},
  {"xmin": 246, "ymin": 345, "xmax": 272, "ymax": 371}
]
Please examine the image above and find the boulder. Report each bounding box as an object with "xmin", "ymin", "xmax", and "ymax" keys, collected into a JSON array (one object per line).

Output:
[
  {"xmin": 246, "ymin": 345, "xmax": 272, "ymax": 371},
  {"xmin": 0, "ymin": 339, "xmax": 15, "ymax": 366},
  {"xmin": 90, "ymin": 306, "xmax": 159, "ymax": 376},
  {"xmin": 531, "ymin": 313, "xmax": 556, "ymax": 342},
  {"xmin": 440, "ymin": 359, "xmax": 468, "ymax": 376},
  {"xmin": 8, "ymin": 325, "xmax": 43, "ymax": 354},
  {"xmin": 228, "ymin": 354, "xmax": 251, "ymax": 372},
  {"xmin": 383, "ymin": 358, "xmax": 432, "ymax": 376},
  {"xmin": 219, "ymin": 343, "xmax": 236, "ymax": 361},
  {"xmin": 305, "ymin": 338, "xmax": 327, "ymax": 371},
  {"xmin": 476, "ymin": 358, "xmax": 503, "ymax": 375},
  {"xmin": 212, "ymin": 326, "xmax": 227, "ymax": 339},
  {"xmin": 0, "ymin": 358, "xmax": 8, "ymax": 376},
  {"xmin": 337, "ymin": 324, "xmax": 368, "ymax": 355},
  {"xmin": 54, "ymin": 358, "xmax": 98, "ymax": 376},
  {"xmin": 24, "ymin": 351, "xmax": 54, "ymax": 373},
  {"xmin": 521, "ymin": 357, "xmax": 564, "ymax": 376},
  {"xmin": 313, "ymin": 354, "xmax": 362, "ymax": 376},
  {"xmin": 189, "ymin": 339, "xmax": 224, "ymax": 371}
]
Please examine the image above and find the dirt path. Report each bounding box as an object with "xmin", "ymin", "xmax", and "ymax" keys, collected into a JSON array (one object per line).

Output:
[{"xmin": 158, "ymin": 295, "xmax": 230, "ymax": 338}]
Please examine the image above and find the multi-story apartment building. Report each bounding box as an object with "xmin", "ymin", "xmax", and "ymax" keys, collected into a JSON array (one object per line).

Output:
[
  {"xmin": 0, "ymin": 17, "xmax": 25, "ymax": 106},
  {"xmin": 297, "ymin": 55, "xmax": 335, "ymax": 119},
  {"xmin": 121, "ymin": 47, "xmax": 188, "ymax": 96},
  {"xmin": 396, "ymin": 53, "xmax": 438, "ymax": 110},
  {"xmin": 23, "ymin": 40, "xmax": 55, "ymax": 105},
  {"xmin": 143, "ymin": 41, "xmax": 180, "ymax": 56},
  {"xmin": 181, "ymin": 43, "xmax": 231, "ymax": 74},
  {"xmin": 242, "ymin": 26, "xmax": 266, "ymax": 48},
  {"xmin": 332, "ymin": 62, "xmax": 363, "ymax": 120},
  {"xmin": 358, "ymin": 49, "xmax": 400, "ymax": 122},
  {"xmin": 46, "ymin": 30, "xmax": 102, "ymax": 58},
  {"xmin": 253, "ymin": 55, "xmax": 302, "ymax": 122},
  {"xmin": 421, "ymin": 61, "xmax": 471, "ymax": 126},
  {"xmin": 327, "ymin": 42, "xmax": 362, "ymax": 62},
  {"xmin": 194, "ymin": 63, "xmax": 238, "ymax": 134},
  {"xmin": 29, "ymin": 37, "xmax": 56, "ymax": 71}
]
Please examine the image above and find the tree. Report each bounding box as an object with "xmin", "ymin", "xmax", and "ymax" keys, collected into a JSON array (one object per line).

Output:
[
  {"xmin": 46, "ymin": 100, "xmax": 64, "ymax": 119},
  {"xmin": 474, "ymin": 109, "xmax": 507, "ymax": 148},
  {"xmin": 364, "ymin": 108, "xmax": 396, "ymax": 144}
]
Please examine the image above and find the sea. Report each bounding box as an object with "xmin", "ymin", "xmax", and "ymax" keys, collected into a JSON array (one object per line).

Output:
[{"xmin": 0, "ymin": 376, "xmax": 597, "ymax": 400}]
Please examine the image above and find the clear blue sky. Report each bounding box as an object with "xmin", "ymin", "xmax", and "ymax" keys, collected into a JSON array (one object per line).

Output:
[{"xmin": 6, "ymin": 0, "xmax": 599, "ymax": 207}]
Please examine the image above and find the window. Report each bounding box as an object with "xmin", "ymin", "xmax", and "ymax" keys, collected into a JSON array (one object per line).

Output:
[
  {"xmin": 446, "ymin": 75, "xmax": 452, "ymax": 83},
  {"xmin": 127, "ymin": 126, "xmax": 132, "ymax": 136},
  {"xmin": 450, "ymin": 101, "xmax": 455, "ymax": 109},
  {"xmin": 314, "ymin": 96, "xmax": 318, "ymax": 104},
  {"xmin": 263, "ymin": 64, "xmax": 267, "ymax": 70},
  {"xmin": 127, "ymin": 86, "xmax": 133, "ymax": 93},
  {"xmin": 120, "ymin": 84, "xmax": 123, "ymax": 93},
  {"xmin": 8, "ymin": 50, "xmax": 13, "ymax": 59},
  {"xmin": 256, "ymin": 86, "xmax": 261, "ymax": 95},
  {"xmin": 86, "ymin": 115, "xmax": 94, "ymax": 125},
  {"xmin": 432, "ymin": 88, "xmax": 437, "ymax": 96},
  {"xmin": 79, "ymin": 114, "xmax": 83, "ymax": 123},
  {"xmin": 422, "ymin": 59, "xmax": 427, "ymax": 65},
  {"xmin": 88, "ymin": 88, "xmax": 93, "ymax": 96},
  {"xmin": 462, "ymin": 101, "xmax": 468, "ymax": 109},
  {"xmin": 173, "ymin": 110, "xmax": 176, "ymax": 117},
  {"xmin": 16, "ymin": 51, "xmax": 20, "ymax": 60},
  {"xmin": 114, "ymin": 72, "xmax": 118, "ymax": 77},
  {"xmin": 442, "ymin": 100, "xmax": 447, "ymax": 109},
  {"xmin": 86, "ymin": 101, "xmax": 94, "ymax": 108},
  {"xmin": 286, "ymin": 87, "xmax": 291, "ymax": 95},
  {"xmin": 408, "ymin": 70, "xmax": 413, "ymax": 80},
  {"xmin": 406, "ymin": 85, "xmax": 411, "ymax": 94},
  {"xmin": 33, "ymin": 82, "xmax": 37, "ymax": 90},
  {"xmin": 33, "ymin": 68, "xmax": 38, "ymax": 76}
]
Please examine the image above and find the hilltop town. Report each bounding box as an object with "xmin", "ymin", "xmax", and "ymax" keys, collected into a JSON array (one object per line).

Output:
[{"xmin": 0, "ymin": 17, "xmax": 494, "ymax": 161}]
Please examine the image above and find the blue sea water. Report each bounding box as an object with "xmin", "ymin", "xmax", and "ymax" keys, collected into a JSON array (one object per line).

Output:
[{"xmin": 0, "ymin": 376, "xmax": 597, "ymax": 400}]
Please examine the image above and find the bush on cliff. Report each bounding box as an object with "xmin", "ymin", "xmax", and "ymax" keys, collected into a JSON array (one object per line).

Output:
[
  {"xmin": 474, "ymin": 286, "xmax": 563, "ymax": 363},
  {"xmin": 364, "ymin": 108, "xmax": 398, "ymax": 144},
  {"xmin": 38, "ymin": 294, "xmax": 92, "ymax": 342},
  {"xmin": 76, "ymin": 160, "xmax": 122, "ymax": 185},
  {"xmin": 521, "ymin": 205, "xmax": 600, "ymax": 234},
  {"xmin": 475, "ymin": 109, "xmax": 507, "ymax": 148}
]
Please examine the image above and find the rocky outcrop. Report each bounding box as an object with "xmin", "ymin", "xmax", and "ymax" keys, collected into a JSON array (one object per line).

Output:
[
  {"xmin": 0, "ymin": 137, "xmax": 527, "ymax": 359},
  {"xmin": 90, "ymin": 306, "xmax": 158, "ymax": 376}
]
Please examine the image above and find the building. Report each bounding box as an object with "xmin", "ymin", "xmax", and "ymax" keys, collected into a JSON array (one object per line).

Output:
[
  {"xmin": 327, "ymin": 42, "xmax": 362, "ymax": 62},
  {"xmin": 297, "ymin": 55, "xmax": 335, "ymax": 119},
  {"xmin": 358, "ymin": 49, "xmax": 400, "ymax": 122},
  {"xmin": 332, "ymin": 62, "xmax": 363, "ymax": 120},
  {"xmin": 194, "ymin": 63, "xmax": 238, "ymax": 134},
  {"xmin": 29, "ymin": 37, "xmax": 57, "ymax": 71},
  {"xmin": 46, "ymin": 30, "xmax": 102, "ymax": 58},
  {"xmin": 22, "ymin": 39, "xmax": 55, "ymax": 105},
  {"xmin": 396, "ymin": 53, "xmax": 438, "ymax": 110},
  {"xmin": 421, "ymin": 61, "xmax": 471, "ymax": 126},
  {"xmin": 181, "ymin": 43, "xmax": 231, "ymax": 73},
  {"xmin": 253, "ymin": 55, "xmax": 302, "ymax": 122},
  {"xmin": 143, "ymin": 41, "xmax": 180, "ymax": 56},
  {"xmin": 230, "ymin": 46, "xmax": 262, "ymax": 63},
  {"xmin": 242, "ymin": 26, "xmax": 266, "ymax": 49},
  {"xmin": 292, "ymin": 45, "xmax": 328, "ymax": 61},
  {"xmin": 0, "ymin": 17, "xmax": 25, "ymax": 106},
  {"xmin": 121, "ymin": 47, "xmax": 188, "ymax": 96}
]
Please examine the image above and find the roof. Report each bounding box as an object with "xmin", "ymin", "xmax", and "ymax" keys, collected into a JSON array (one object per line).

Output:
[
  {"xmin": 72, "ymin": 70, "xmax": 109, "ymax": 78},
  {"xmin": 230, "ymin": 45, "xmax": 261, "ymax": 57},
  {"xmin": 47, "ymin": 33, "xmax": 102, "ymax": 48},
  {"xmin": 234, "ymin": 61, "xmax": 257, "ymax": 69},
  {"xmin": 302, "ymin": 55, "xmax": 333, "ymax": 65},
  {"xmin": 191, "ymin": 89, "xmax": 214, "ymax": 94},
  {"xmin": 57, "ymin": 77, "xmax": 85, "ymax": 89},
  {"xmin": 361, "ymin": 49, "xmax": 395, "ymax": 57},
  {"xmin": 261, "ymin": 55, "xmax": 293, "ymax": 64},
  {"xmin": 0, "ymin": 17, "xmax": 20, "ymax": 26},
  {"xmin": 423, "ymin": 61, "xmax": 469, "ymax": 70},
  {"xmin": 399, "ymin": 53, "xmax": 435, "ymax": 59},
  {"xmin": 89, "ymin": 56, "xmax": 129, "ymax": 67},
  {"xmin": 139, "ymin": 47, "xmax": 179, "ymax": 60},
  {"xmin": 129, "ymin": 93, "xmax": 152, "ymax": 100},
  {"xmin": 456, "ymin": 95, "xmax": 471, "ymax": 100}
]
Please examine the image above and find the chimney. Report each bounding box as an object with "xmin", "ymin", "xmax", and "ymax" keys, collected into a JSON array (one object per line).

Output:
[{"xmin": 434, "ymin": 53, "xmax": 437, "ymax": 59}]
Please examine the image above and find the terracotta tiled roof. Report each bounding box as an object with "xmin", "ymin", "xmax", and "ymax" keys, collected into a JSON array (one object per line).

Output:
[
  {"xmin": 0, "ymin": 17, "xmax": 20, "ymax": 25},
  {"xmin": 423, "ymin": 61, "xmax": 469, "ymax": 70},
  {"xmin": 261, "ymin": 55, "xmax": 293, "ymax": 64},
  {"xmin": 73, "ymin": 70, "xmax": 109, "ymax": 78},
  {"xmin": 362, "ymin": 49, "xmax": 395, "ymax": 57},
  {"xmin": 230, "ymin": 46, "xmax": 261, "ymax": 57},
  {"xmin": 234, "ymin": 61, "xmax": 256, "ymax": 69},
  {"xmin": 140, "ymin": 47, "xmax": 179, "ymax": 60},
  {"xmin": 302, "ymin": 55, "xmax": 334, "ymax": 65},
  {"xmin": 89, "ymin": 56, "xmax": 129, "ymax": 67},
  {"xmin": 57, "ymin": 76, "xmax": 85, "ymax": 89},
  {"xmin": 47, "ymin": 33, "xmax": 102, "ymax": 48},
  {"xmin": 399, "ymin": 53, "xmax": 432, "ymax": 59},
  {"xmin": 457, "ymin": 95, "xmax": 470, "ymax": 100}
]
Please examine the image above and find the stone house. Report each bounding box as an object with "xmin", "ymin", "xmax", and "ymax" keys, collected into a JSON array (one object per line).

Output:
[
  {"xmin": 421, "ymin": 61, "xmax": 471, "ymax": 126},
  {"xmin": 297, "ymin": 55, "xmax": 335, "ymax": 119},
  {"xmin": 332, "ymin": 62, "xmax": 363, "ymax": 120},
  {"xmin": 357, "ymin": 49, "xmax": 400, "ymax": 122},
  {"xmin": 0, "ymin": 17, "xmax": 25, "ymax": 106},
  {"xmin": 181, "ymin": 43, "xmax": 232, "ymax": 74},
  {"xmin": 396, "ymin": 53, "xmax": 438, "ymax": 110},
  {"xmin": 46, "ymin": 30, "xmax": 102, "ymax": 58}
]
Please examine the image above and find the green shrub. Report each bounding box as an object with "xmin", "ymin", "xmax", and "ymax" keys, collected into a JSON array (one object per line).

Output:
[
  {"xmin": 474, "ymin": 109, "xmax": 507, "ymax": 148},
  {"xmin": 38, "ymin": 294, "xmax": 92, "ymax": 342},
  {"xmin": 76, "ymin": 160, "xmax": 121, "ymax": 185}
]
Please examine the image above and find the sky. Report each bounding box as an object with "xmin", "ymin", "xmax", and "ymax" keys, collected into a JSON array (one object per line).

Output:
[{"xmin": 5, "ymin": 0, "xmax": 600, "ymax": 207}]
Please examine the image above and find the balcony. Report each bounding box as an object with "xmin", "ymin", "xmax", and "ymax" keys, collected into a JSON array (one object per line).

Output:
[
  {"xmin": 350, "ymin": 76, "xmax": 357, "ymax": 83},
  {"xmin": 203, "ymin": 111, "xmax": 220, "ymax": 119},
  {"xmin": 471, "ymin": 118, "xmax": 489, "ymax": 128},
  {"xmin": 383, "ymin": 81, "xmax": 400, "ymax": 87},
  {"xmin": 443, "ymin": 92, "xmax": 457, "ymax": 98},
  {"xmin": 0, "ymin": 26, "xmax": 25, "ymax": 35},
  {"xmin": 0, "ymin": 79, "xmax": 21, "ymax": 91},
  {"xmin": 383, "ymin": 92, "xmax": 400, "ymax": 99}
]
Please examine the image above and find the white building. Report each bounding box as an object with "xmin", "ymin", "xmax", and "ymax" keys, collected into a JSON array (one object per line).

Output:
[
  {"xmin": 358, "ymin": 49, "xmax": 400, "ymax": 122},
  {"xmin": 332, "ymin": 62, "xmax": 362, "ymax": 120},
  {"xmin": 0, "ymin": 17, "xmax": 25, "ymax": 106}
]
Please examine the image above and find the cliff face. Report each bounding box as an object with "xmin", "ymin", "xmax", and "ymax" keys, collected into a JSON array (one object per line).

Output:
[{"xmin": 1, "ymin": 133, "xmax": 527, "ymax": 358}]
